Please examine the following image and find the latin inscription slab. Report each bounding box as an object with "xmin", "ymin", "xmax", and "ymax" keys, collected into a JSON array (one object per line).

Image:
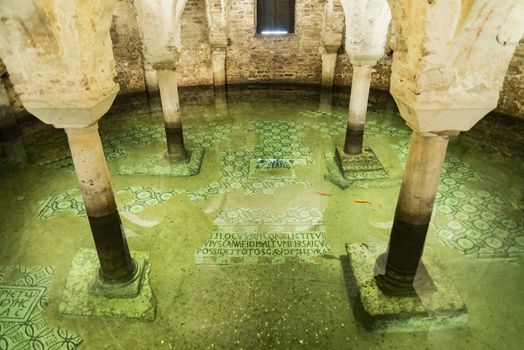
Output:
[
  {"xmin": 196, "ymin": 230, "xmax": 330, "ymax": 265},
  {"xmin": 0, "ymin": 285, "xmax": 45, "ymax": 322}
]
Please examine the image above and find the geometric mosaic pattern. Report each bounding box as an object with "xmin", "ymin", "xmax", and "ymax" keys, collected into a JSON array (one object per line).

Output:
[
  {"xmin": 118, "ymin": 148, "xmax": 204, "ymax": 177},
  {"xmin": 117, "ymin": 186, "xmax": 181, "ymax": 214},
  {"xmin": 37, "ymin": 186, "xmax": 184, "ymax": 219},
  {"xmin": 214, "ymin": 207, "xmax": 323, "ymax": 229},
  {"xmin": 0, "ymin": 265, "xmax": 82, "ymax": 350},
  {"xmin": 36, "ymin": 189, "xmax": 85, "ymax": 219},
  {"xmin": 190, "ymin": 120, "xmax": 314, "ymax": 199},
  {"xmin": 435, "ymin": 167, "xmax": 524, "ymax": 258},
  {"xmin": 25, "ymin": 128, "xmax": 126, "ymax": 170},
  {"xmin": 29, "ymin": 109, "xmax": 523, "ymax": 260},
  {"xmin": 24, "ymin": 118, "xmax": 240, "ymax": 170}
]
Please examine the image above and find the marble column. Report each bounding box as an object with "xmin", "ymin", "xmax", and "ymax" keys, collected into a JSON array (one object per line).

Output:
[
  {"xmin": 343, "ymin": 64, "xmax": 372, "ymax": 155},
  {"xmin": 211, "ymin": 45, "xmax": 226, "ymax": 88},
  {"xmin": 321, "ymin": 52, "xmax": 338, "ymax": 88},
  {"xmin": 156, "ymin": 69, "xmax": 187, "ymax": 162},
  {"xmin": 376, "ymin": 131, "xmax": 449, "ymax": 295},
  {"xmin": 65, "ymin": 124, "xmax": 135, "ymax": 282}
]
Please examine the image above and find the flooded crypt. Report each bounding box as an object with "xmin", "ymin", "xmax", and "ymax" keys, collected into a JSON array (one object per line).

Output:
[{"xmin": 0, "ymin": 0, "xmax": 523, "ymax": 349}]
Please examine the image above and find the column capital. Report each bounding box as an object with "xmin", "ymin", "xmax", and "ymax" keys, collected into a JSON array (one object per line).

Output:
[
  {"xmin": 323, "ymin": 45, "xmax": 340, "ymax": 55},
  {"xmin": 349, "ymin": 59, "xmax": 377, "ymax": 68},
  {"xmin": 151, "ymin": 54, "xmax": 180, "ymax": 71},
  {"xmin": 25, "ymin": 87, "xmax": 119, "ymax": 129}
]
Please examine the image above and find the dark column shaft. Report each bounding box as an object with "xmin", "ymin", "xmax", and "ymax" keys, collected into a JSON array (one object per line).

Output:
[
  {"xmin": 376, "ymin": 131, "xmax": 449, "ymax": 295},
  {"xmin": 343, "ymin": 123, "xmax": 364, "ymax": 155},
  {"xmin": 66, "ymin": 125, "xmax": 135, "ymax": 283},
  {"xmin": 165, "ymin": 124, "xmax": 187, "ymax": 161}
]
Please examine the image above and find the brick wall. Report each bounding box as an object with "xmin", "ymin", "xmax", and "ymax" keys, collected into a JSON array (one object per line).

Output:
[
  {"xmin": 177, "ymin": 0, "xmax": 214, "ymax": 86},
  {"xmin": 110, "ymin": 0, "xmax": 146, "ymax": 94},
  {"xmin": 497, "ymin": 40, "xmax": 524, "ymax": 118},
  {"xmin": 4, "ymin": 0, "xmax": 521, "ymax": 119}
]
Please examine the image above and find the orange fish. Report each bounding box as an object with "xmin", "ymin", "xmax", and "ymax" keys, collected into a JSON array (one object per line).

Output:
[
  {"xmin": 353, "ymin": 199, "xmax": 370, "ymax": 203},
  {"xmin": 315, "ymin": 192, "xmax": 331, "ymax": 196}
]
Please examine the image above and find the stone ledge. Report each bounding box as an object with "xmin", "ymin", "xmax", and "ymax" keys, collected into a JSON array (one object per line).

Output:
[
  {"xmin": 119, "ymin": 147, "xmax": 204, "ymax": 177},
  {"xmin": 345, "ymin": 241, "xmax": 467, "ymax": 333},
  {"xmin": 59, "ymin": 249, "xmax": 156, "ymax": 321}
]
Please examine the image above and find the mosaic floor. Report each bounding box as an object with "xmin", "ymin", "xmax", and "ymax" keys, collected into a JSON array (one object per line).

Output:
[
  {"xmin": 0, "ymin": 266, "xmax": 82, "ymax": 350},
  {"xmin": 29, "ymin": 106, "xmax": 524, "ymax": 259},
  {"xmin": 1, "ymin": 87, "xmax": 523, "ymax": 349}
]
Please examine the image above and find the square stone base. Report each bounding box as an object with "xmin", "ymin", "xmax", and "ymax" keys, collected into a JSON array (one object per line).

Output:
[
  {"xmin": 345, "ymin": 242, "xmax": 467, "ymax": 333},
  {"xmin": 337, "ymin": 147, "xmax": 388, "ymax": 181},
  {"xmin": 119, "ymin": 147, "xmax": 204, "ymax": 177},
  {"xmin": 59, "ymin": 249, "xmax": 156, "ymax": 321}
]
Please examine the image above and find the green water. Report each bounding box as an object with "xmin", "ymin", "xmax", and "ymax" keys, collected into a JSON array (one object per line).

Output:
[{"xmin": 0, "ymin": 86, "xmax": 523, "ymax": 349}]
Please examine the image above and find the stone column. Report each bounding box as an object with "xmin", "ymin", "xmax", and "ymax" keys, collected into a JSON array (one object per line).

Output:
[
  {"xmin": 319, "ymin": 87, "xmax": 333, "ymax": 114},
  {"xmin": 376, "ymin": 131, "xmax": 449, "ymax": 295},
  {"xmin": 343, "ymin": 64, "xmax": 372, "ymax": 155},
  {"xmin": 65, "ymin": 124, "xmax": 135, "ymax": 282},
  {"xmin": 156, "ymin": 69, "xmax": 187, "ymax": 162},
  {"xmin": 211, "ymin": 45, "xmax": 227, "ymax": 88},
  {"xmin": 321, "ymin": 52, "xmax": 338, "ymax": 88},
  {"xmin": 211, "ymin": 45, "xmax": 228, "ymax": 115}
]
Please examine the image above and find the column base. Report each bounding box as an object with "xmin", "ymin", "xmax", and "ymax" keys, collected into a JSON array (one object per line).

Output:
[
  {"xmin": 59, "ymin": 249, "xmax": 156, "ymax": 321},
  {"xmin": 344, "ymin": 242, "xmax": 467, "ymax": 333},
  {"xmin": 119, "ymin": 147, "xmax": 204, "ymax": 177},
  {"xmin": 324, "ymin": 147, "xmax": 388, "ymax": 189}
]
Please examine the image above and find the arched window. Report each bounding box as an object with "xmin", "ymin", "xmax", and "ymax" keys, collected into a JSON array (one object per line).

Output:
[{"xmin": 256, "ymin": 0, "xmax": 295, "ymax": 35}]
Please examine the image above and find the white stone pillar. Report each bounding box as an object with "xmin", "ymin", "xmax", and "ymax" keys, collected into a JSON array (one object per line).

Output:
[
  {"xmin": 376, "ymin": 0, "xmax": 524, "ymax": 296},
  {"xmin": 376, "ymin": 131, "xmax": 449, "ymax": 295},
  {"xmin": 211, "ymin": 45, "xmax": 227, "ymax": 88},
  {"xmin": 344, "ymin": 64, "xmax": 372, "ymax": 155},
  {"xmin": 65, "ymin": 124, "xmax": 135, "ymax": 282},
  {"xmin": 156, "ymin": 69, "xmax": 187, "ymax": 161},
  {"xmin": 321, "ymin": 52, "xmax": 338, "ymax": 88},
  {"xmin": 319, "ymin": 87, "xmax": 333, "ymax": 114},
  {"xmin": 322, "ymin": 52, "xmax": 337, "ymax": 87}
]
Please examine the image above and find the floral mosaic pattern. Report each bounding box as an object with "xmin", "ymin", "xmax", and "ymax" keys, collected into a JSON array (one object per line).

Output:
[{"xmin": 0, "ymin": 265, "xmax": 82, "ymax": 350}]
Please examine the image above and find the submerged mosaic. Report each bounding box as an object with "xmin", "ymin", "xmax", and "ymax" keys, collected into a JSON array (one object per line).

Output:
[
  {"xmin": 197, "ymin": 207, "xmax": 329, "ymax": 265},
  {"xmin": 29, "ymin": 107, "xmax": 523, "ymax": 260},
  {"xmin": 214, "ymin": 207, "xmax": 323, "ymax": 228},
  {"xmin": 0, "ymin": 266, "xmax": 82, "ymax": 350}
]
